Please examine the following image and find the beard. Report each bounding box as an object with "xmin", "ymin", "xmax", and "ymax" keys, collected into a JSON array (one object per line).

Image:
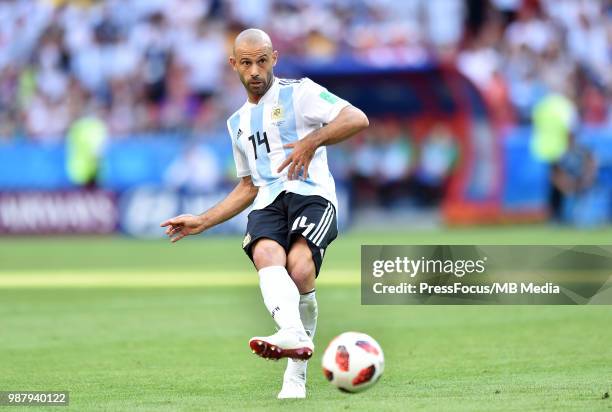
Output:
[{"xmin": 245, "ymin": 72, "xmax": 273, "ymax": 96}]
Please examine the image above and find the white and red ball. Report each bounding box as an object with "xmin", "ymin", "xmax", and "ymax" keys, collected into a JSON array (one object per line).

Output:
[{"xmin": 321, "ymin": 332, "xmax": 384, "ymax": 393}]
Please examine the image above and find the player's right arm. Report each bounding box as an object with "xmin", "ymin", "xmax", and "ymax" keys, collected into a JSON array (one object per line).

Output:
[{"xmin": 160, "ymin": 176, "xmax": 257, "ymax": 243}]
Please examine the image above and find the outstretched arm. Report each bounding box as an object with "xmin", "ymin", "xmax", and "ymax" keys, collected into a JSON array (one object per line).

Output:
[
  {"xmin": 277, "ymin": 106, "xmax": 369, "ymax": 180},
  {"xmin": 160, "ymin": 176, "xmax": 258, "ymax": 243}
]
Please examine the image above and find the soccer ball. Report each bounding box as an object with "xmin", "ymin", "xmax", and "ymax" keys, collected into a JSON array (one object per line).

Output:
[{"xmin": 321, "ymin": 332, "xmax": 384, "ymax": 393}]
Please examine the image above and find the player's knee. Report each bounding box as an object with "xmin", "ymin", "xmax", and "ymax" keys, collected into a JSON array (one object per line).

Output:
[
  {"xmin": 252, "ymin": 239, "xmax": 286, "ymax": 269},
  {"xmin": 289, "ymin": 260, "xmax": 315, "ymax": 291},
  {"xmin": 287, "ymin": 247, "xmax": 315, "ymax": 292}
]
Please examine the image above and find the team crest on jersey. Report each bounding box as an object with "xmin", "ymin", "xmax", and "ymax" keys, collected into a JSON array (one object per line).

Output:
[{"xmin": 270, "ymin": 105, "xmax": 284, "ymax": 124}]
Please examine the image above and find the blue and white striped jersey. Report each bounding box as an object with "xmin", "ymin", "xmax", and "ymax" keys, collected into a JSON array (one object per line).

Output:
[{"xmin": 226, "ymin": 77, "xmax": 350, "ymax": 211}]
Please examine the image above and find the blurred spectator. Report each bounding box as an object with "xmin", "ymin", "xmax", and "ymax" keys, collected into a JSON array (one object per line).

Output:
[
  {"xmin": 377, "ymin": 119, "xmax": 414, "ymax": 208},
  {"xmin": 25, "ymin": 91, "xmax": 71, "ymax": 141},
  {"xmin": 531, "ymin": 90, "xmax": 577, "ymax": 163},
  {"xmin": 414, "ymin": 125, "xmax": 458, "ymax": 206},
  {"xmin": 66, "ymin": 110, "xmax": 108, "ymax": 187},
  {"xmin": 351, "ymin": 132, "xmax": 380, "ymax": 207},
  {"xmin": 531, "ymin": 80, "xmax": 579, "ymax": 220},
  {"xmin": 551, "ymin": 134, "xmax": 599, "ymax": 225},
  {"xmin": 175, "ymin": 20, "xmax": 226, "ymax": 102},
  {"xmin": 347, "ymin": 119, "xmax": 417, "ymax": 208},
  {"xmin": 552, "ymin": 135, "xmax": 597, "ymax": 196},
  {"xmin": 131, "ymin": 12, "xmax": 172, "ymax": 105},
  {"xmin": 505, "ymin": 4, "xmax": 554, "ymax": 55},
  {"xmin": 164, "ymin": 144, "xmax": 222, "ymax": 192}
]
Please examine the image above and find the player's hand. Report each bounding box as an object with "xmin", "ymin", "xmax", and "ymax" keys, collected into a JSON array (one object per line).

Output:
[
  {"xmin": 160, "ymin": 214, "xmax": 205, "ymax": 243},
  {"xmin": 277, "ymin": 136, "xmax": 319, "ymax": 180}
]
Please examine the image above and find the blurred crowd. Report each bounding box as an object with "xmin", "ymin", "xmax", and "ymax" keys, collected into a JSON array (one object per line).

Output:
[
  {"xmin": 326, "ymin": 120, "xmax": 458, "ymax": 208},
  {"xmin": 458, "ymin": 0, "xmax": 611, "ymax": 128},
  {"xmin": 0, "ymin": 0, "xmax": 609, "ymax": 142}
]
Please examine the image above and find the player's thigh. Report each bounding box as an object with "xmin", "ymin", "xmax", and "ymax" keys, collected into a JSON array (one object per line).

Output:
[
  {"xmin": 251, "ymin": 238, "xmax": 287, "ymax": 270},
  {"xmin": 287, "ymin": 236, "xmax": 316, "ymax": 293},
  {"xmin": 243, "ymin": 199, "xmax": 289, "ymax": 270},
  {"xmin": 287, "ymin": 194, "xmax": 338, "ymax": 277}
]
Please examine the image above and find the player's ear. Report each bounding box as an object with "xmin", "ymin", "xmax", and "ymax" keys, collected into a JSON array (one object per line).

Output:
[
  {"xmin": 272, "ymin": 50, "xmax": 278, "ymax": 66},
  {"xmin": 229, "ymin": 55, "xmax": 237, "ymax": 71}
]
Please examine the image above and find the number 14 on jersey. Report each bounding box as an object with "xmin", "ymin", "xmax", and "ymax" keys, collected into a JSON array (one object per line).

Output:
[{"xmin": 248, "ymin": 131, "xmax": 271, "ymax": 159}]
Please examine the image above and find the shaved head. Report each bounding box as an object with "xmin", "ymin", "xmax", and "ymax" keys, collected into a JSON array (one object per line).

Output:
[
  {"xmin": 233, "ymin": 28, "xmax": 273, "ymax": 55},
  {"xmin": 229, "ymin": 28, "xmax": 278, "ymax": 103}
]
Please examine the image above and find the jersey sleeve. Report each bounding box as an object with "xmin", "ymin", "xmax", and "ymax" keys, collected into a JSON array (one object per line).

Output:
[
  {"xmin": 296, "ymin": 78, "xmax": 351, "ymax": 126},
  {"xmin": 226, "ymin": 120, "xmax": 250, "ymax": 178}
]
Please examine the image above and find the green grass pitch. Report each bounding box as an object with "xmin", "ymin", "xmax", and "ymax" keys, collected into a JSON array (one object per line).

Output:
[{"xmin": 1, "ymin": 225, "xmax": 611, "ymax": 411}]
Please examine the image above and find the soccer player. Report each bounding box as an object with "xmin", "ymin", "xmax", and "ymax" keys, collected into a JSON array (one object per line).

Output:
[{"xmin": 160, "ymin": 28, "xmax": 368, "ymax": 399}]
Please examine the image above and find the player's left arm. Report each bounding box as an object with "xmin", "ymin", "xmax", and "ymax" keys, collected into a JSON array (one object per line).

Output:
[{"xmin": 277, "ymin": 105, "xmax": 369, "ymax": 180}]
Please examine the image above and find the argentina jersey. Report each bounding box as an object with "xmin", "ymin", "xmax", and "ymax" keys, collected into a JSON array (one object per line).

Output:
[{"xmin": 226, "ymin": 77, "xmax": 350, "ymax": 212}]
